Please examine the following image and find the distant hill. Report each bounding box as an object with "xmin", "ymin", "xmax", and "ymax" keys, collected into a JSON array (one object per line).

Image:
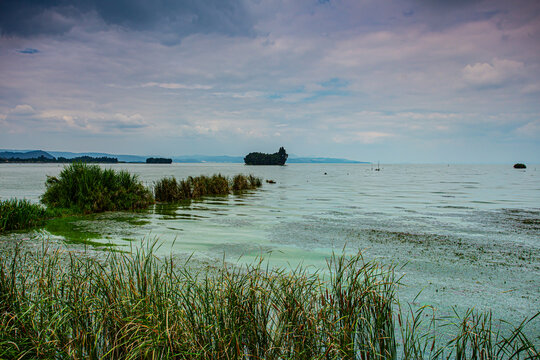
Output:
[
  {"xmin": 48, "ymin": 151, "xmax": 146, "ymax": 163},
  {"xmin": 0, "ymin": 150, "xmax": 54, "ymax": 160},
  {"xmin": 1, "ymin": 149, "xmax": 366, "ymax": 164}
]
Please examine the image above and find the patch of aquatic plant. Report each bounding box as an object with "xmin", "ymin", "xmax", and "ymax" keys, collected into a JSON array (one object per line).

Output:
[
  {"xmin": 0, "ymin": 198, "xmax": 52, "ymax": 233},
  {"xmin": 232, "ymin": 174, "xmax": 262, "ymax": 191},
  {"xmin": 44, "ymin": 216, "xmax": 104, "ymax": 245},
  {"xmin": 41, "ymin": 162, "xmax": 154, "ymax": 213},
  {"xmin": 154, "ymin": 173, "xmax": 262, "ymax": 202},
  {"xmin": 0, "ymin": 242, "xmax": 536, "ymax": 359},
  {"xmin": 44, "ymin": 213, "xmax": 151, "ymax": 247}
]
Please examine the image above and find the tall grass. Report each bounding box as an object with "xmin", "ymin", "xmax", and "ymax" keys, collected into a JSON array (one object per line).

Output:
[
  {"xmin": 0, "ymin": 242, "xmax": 536, "ymax": 359},
  {"xmin": 0, "ymin": 198, "xmax": 51, "ymax": 232},
  {"xmin": 154, "ymin": 174, "xmax": 262, "ymax": 202},
  {"xmin": 41, "ymin": 162, "xmax": 154, "ymax": 213}
]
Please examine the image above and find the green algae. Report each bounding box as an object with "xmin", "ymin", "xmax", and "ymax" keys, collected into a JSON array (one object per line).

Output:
[
  {"xmin": 43, "ymin": 212, "xmax": 150, "ymax": 247},
  {"xmin": 45, "ymin": 216, "xmax": 109, "ymax": 246}
]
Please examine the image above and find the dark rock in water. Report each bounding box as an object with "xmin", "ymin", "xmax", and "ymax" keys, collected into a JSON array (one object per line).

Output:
[
  {"xmin": 266, "ymin": 179, "xmax": 276, "ymax": 184},
  {"xmin": 513, "ymin": 163, "xmax": 526, "ymax": 169},
  {"xmin": 244, "ymin": 147, "xmax": 288, "ymax": 165}
]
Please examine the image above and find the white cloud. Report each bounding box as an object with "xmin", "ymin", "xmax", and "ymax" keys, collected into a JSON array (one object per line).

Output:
[
  {"xmin": 141, "ymin": 82, "xmax": 212, "ymax": 90},
  {"xmin": 515, "ymin": 120, "xmax": 540, "ymax": 138},
  {"xmin": 10, "ymin": 104, "xmax": 36, "ymax": 115},
  {"xmin": 462, "ymin": 58, "xmax": 524, "ymax": 86},
  {"xmin": 332, "ymin": 131, "xmax": 394, "ymax": 144}
]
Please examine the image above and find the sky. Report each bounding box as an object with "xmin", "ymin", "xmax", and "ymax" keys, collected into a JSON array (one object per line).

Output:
[{"xmin": 1, "ymin": 0, "xmax": 539, "ymax": 163}]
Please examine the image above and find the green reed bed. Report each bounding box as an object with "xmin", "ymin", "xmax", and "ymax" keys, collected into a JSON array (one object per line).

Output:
[
  {"xmin": 154, "ymin": 174, "xmax": 262, "ymax": 202},
  {"xmin": 41, "ymin": 162, "xmax": 154, "ymax": 213},
  {"xmin": 0, "ymin": 242, "xmax": 536, "ymax": 360},
  {"xmin": 0, "ymin": 198, "xmax": 52, "ymax": 233}
]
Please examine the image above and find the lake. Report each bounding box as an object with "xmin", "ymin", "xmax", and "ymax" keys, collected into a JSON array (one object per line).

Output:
[{"xmin": 1, "ymin": 163, "xmax": 539, "ymax": 337}]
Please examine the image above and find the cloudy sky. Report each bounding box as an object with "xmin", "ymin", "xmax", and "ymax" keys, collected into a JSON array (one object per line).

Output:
[{"xmin": 1, "ymin": 0, "xmax": 539, "ymax": 163}]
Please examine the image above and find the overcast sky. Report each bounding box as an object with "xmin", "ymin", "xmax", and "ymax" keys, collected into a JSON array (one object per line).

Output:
[{"xmin": 1, "ymin": 0, "xmax": 539, "ymax": 163}]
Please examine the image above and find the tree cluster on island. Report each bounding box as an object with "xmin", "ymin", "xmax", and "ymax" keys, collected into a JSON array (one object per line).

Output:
[
  {"xmin": 0, "ymin": 155, "xmax": 118, "ymax": 163},
  {"xmin": 146, "ymin": 157, "xmax": 173, "ymax": 164},
  {"xmin": 244, "ymin": 147, "xmax": 288, "ymax": 165}
]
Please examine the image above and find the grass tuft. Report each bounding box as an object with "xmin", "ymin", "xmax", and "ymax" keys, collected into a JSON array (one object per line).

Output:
[
  {"xmin": 41, "ymin": 162, "xmax": 154, "ymax": 213},
  {"xmin": 0, "ymin": 198, "xmax": 51, "ymax": 233},
  {"xmin": 154, "ymin": 174, "xmax": 262, "ymax": 202}
]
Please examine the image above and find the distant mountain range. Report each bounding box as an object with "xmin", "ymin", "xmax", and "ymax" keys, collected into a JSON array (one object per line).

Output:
[
  {"xmin": 0, "ymin": 150, "xmax": 55, "ymax": 160},
  {"xmin": 0, "ymin": 149, "xmax": 367, "ymax": 164}
]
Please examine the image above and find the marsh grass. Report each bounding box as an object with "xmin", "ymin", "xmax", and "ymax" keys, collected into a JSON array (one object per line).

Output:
[
  {"xmin": 154, "ymin": 174, "xmax": 262, "ymax": 202},
  {"xmin": 433, "ymin": 309, "xmax": 539, "ymax": 360},
  {"xmin": 0, "ymin": 198, "xmax": 51, "ymax": 232},
  {"xmin": 0, "ymin": 242, "xmax": 536, "ymax": 359},
  {"xmin": 41, "ymin": 162, "xmax": 154, "ymax": 213}
]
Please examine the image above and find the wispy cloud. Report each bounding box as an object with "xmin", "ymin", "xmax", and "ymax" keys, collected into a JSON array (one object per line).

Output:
[
  {"xmin": 141, "ymin": 82, "xmax": 212, "ymax": 90},
  {"xmin": 462, "ymin": 58, "xmax": 525, "ymax": 87},
  {"xmin": 332, "ymin": 131, "xmax": 394, "ymax": 144},
  {"xmin": 515, "ymin": 119, "xmax": 540, "ymax": 139}
]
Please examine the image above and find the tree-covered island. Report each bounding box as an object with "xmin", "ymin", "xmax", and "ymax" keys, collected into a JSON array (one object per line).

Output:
[
  {"xmin": 244, "ymin": 147, "xmax": 288, "ymax": 165},
  {"xmin": 146, "ymin": 157, "xmax": 173, "ymax": 164}
]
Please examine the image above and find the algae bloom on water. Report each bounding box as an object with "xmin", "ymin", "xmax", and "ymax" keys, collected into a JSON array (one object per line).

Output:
[{"xmin": 41, "ymin": 162, "xmax": 154, "ymax": 213}]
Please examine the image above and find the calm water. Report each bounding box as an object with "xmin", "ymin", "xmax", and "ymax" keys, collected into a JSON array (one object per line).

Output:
[{"xmin": 1, "ymin": 163, "xmax": 539, "ymax": 334}]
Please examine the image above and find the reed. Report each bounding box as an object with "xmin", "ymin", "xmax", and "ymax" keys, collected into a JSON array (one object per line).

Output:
[
  {"xmin": 247, "ymin": 174, "xmax": 262, "ymax": 188},
  {"xmin": 231, "ymin": 174, "xmax": 262, "ymax": 192},
  {"xmin": 0, "ymin": 242, "xmax": 536, "ymax": 359},
  {"xmin": 231, "ymin": 174, "xmax": 249, "ymax": 191},
  {"xmin": 153, "ymin": 177, "xmax": 181, "ymax": 202},
  {"xmin": 41, "ymin": 162, "xmax": 154, "ymax": 213},
  {"xmin": 0, "ymin": 198, "xmax": 51, "ymax": 232},
  {"xmin": 154, "ymin": 174, "xmax": 262, "ymax": 202}
]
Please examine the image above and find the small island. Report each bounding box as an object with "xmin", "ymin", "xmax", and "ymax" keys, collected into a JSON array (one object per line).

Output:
[
  {"xmin": 146, "ymin": 157, "xmax": 172, "ymax": 164},
  {"xmin": 244, "ymin": 147, "xmax": 288, "ymax": 165},
  {"xmin": 513, "ymin": 163, "xmax": 526, "ymax": 169}
]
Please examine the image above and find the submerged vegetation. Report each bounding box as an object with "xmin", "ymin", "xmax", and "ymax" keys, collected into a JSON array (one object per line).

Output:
[
  {"xmin": 154, "ymin": 174, "xmax": 263, "ymax": 202},
  {"xmin": 244, "ymin": 146, "xmax": 288, "ymax": 165},
  {"xmin": 41, "ymin": 162, "xmax": 154, "ymax": 213},
  {"xmin": 0, "ymin": 242, "xmax": 536, "ymax": 359},
  {"xmin": 0, "ymin": 199, "xmax": 51, "ymax": 233}
]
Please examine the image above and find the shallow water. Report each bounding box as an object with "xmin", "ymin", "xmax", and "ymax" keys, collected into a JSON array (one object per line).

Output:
[{"xmin": 1, "ymin": 163, "xmax": 539, "ymax": 337}]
